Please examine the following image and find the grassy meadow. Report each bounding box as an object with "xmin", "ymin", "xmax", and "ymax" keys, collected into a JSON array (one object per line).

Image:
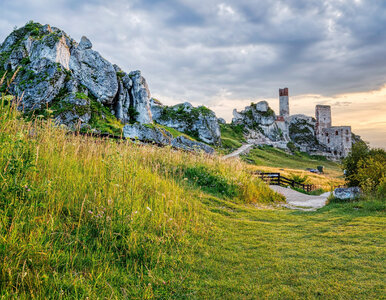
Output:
[{"xmin": 0, "ymin": 96, "xmax": 385, "ymax": 299}]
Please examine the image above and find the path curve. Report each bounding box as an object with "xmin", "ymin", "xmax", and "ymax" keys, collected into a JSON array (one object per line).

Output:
[
  {"xmin": 223, "ymin": 144, "xmax": 253, "ymax": 159},
  {"xmin": 269, "ymin": 185, "xmax": 331, "ymax": 211}
]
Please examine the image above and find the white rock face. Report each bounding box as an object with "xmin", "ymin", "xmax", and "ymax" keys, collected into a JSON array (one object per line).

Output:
[
  {"xmin": 128, "ymin": 70, "xmax": 153, "ymax": 124},
  {"xmin": 29, "ymin": 34, "xmax": 71, "ymax": 70},
  {"xmin": 70, "ymin": 37, "xmax": 118, "ymax": 105},
  {"xmin": 151, "ymin": 102, "xmax": 221, "ymax": 145}
]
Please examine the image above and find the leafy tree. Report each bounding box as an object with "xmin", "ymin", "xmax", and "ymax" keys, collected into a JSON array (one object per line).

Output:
[
  {"xmin": 354, "ymin": 151, "xmax": 386, "ymax": 193},
  {"xmin": 343, "ymin": 142, "xmax": 386, "ymax": 193},
  {"xmin": 342, "ymin": 141, "xmax": 369, "ymax": 186}
]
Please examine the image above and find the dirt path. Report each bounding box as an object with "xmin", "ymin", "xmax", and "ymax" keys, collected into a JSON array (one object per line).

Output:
[
  {"xmin": 223, "ymin": 144, "xmax": 253, "ymax": 159},
  {"xmin": 269, "ymin": 185, "xmax": 331, "ymax": 211}
]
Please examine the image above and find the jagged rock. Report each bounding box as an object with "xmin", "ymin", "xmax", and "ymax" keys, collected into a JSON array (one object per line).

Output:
[
  {"xmin": 128, "ymin": 70, "xmax": 152, "ymax": 124},
  {"xmin": 123, "ymin": 124, "xmax": 214, "ymax": 153},
  {"xmin": 232, "ymin": 101, "xmax": 276, "ymax": 127},
  {"xmin": 123, "ymin": 123, "xmax": 173, "ymax": 145},
  {"xmin": 149, "ymin": 98, "xmax": 163, "ymax": 120},
  {"xmin": 218, "ymin": 118, "xmax": 226, "ymax": 125},
  {"xmin": 78, "ymin": 36, "xmax": 92, "ymax": 50},
  {"xmin": 288, "ymin": 114, "xmax": 326, "ymax": 152},
  {"xmin": 151, "ymin": 101, "xmax": 221, "ymax": 145},
  {"xmin": 171, "ymin": 136, "xmax": 214, "ymax": 154},
  {"xmin": 333, "ymin": 187, "xmax": 361, "ymax": 200},
  {"xmin": 10, "ymin": 58, "xmax": 67, "ymax": 110},
  {"xmin": 69, "ymin": 39, "xmax": 118, "ymax": 105},
  {"xmin": 29, "ymin": 33, "xmax": 71, "ymax": 70}
]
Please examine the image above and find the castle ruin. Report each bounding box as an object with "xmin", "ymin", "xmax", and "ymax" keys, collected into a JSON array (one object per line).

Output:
[
  {"xmin": 231, "ymin": 87, "xmax": 353, "ymax": 158},
  {"xmin": 315, "ymin": 105, "xmax": 352, "ymax": 157},
  {"xmin": 279, "ymin": 88, "xmax": 290, "ymax": 117}
]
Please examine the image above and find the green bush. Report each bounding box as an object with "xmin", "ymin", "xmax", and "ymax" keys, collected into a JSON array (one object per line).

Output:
[
  {"xmin": 343, "ymin": 142, "xmax": 386, "ymax": 192},
  {"xmin": 183, "ymin": 165, "xmax": 239, "ymax": 198}
]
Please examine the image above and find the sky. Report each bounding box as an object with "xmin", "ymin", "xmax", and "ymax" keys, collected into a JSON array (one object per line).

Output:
[{"xmin": 0, "ymin": 0, "xmax": 385, "ymax": 148}]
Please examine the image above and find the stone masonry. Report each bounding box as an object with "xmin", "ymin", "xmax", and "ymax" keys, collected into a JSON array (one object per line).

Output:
[{"xmin": 315, "ymin": 105, "xmax": 352, "ymax": 157}]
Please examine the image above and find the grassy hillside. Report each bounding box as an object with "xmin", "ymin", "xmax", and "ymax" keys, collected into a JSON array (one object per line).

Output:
[
  {"xmin": 219, "ymin": 123, "xmax": 246, "ymax": 153},
  {"xmin": 0, "ymin": 97, "xmax": 281, "ymax": 298},
  {"xmin": 1, "ymin": 97, "xmax": 385, "ymax": 298}
]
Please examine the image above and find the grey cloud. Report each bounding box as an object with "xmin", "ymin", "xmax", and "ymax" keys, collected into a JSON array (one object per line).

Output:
[{"xmin": 0, "ymin": 0, "xmax": 385, "ymax": 104}]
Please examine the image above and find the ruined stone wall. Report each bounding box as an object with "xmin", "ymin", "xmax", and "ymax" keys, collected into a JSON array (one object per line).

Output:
[
  {"xmin": 321, "ymin": 126, "xmax": 352, "ymax": 157},
  {"xmin": 315, "ymin": 105, "xmax": 331, "ymax": 141},
  {"xmin": 279, "ymin": 88, "xmax": 289, "ymax": 117}
]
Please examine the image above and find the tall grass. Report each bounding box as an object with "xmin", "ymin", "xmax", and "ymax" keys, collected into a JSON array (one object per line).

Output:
[{"xmin": 0, "ymin": 93, "xmax": 282, "ymax": 298}]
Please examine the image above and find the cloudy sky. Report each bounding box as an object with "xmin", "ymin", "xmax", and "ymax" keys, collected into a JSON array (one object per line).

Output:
[{"xmin": 1, "ymin": 0, "xmax": 385, "ymax": 148}]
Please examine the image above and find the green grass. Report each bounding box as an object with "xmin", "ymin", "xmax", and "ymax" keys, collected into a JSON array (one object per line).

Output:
[
  {"xmin": 243, "ymin": 145, "xmax": 341, "ymax": 174},
  {"xmin": 219, "ymin": 124, "xmax": 246, "ymax": 153},
  {"xmin": 1, "ymin": 97, "xmax": 385, "ymax": 298},
  {"xmin": 186, "ymin": 196, "xmax": 385, "ymax": 299}
]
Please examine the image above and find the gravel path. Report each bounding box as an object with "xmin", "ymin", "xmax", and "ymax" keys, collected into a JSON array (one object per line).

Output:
[
  {"xmin": 223, "ymin": 144, "xmax": 253, "ymax": 159},
  {"xmin": 269, "ymin": 185, "xmax": 331, "ymax": 211}
]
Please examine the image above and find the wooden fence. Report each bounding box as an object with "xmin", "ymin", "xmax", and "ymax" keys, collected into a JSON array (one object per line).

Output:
[{"xmin": 257, "ymin": 172, "xmax": 317, "ymax": 192}]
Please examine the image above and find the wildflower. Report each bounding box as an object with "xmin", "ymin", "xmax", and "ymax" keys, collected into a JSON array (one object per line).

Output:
[
  {"xmin": 88, "ymin": 210, "xmax": 93, "ymax": 214},
  {"xmin": 134, "ymin": 211, "xmax": 138, "ymax": 214},
  {"xmin": 27, "ymin": 188, "xmax": 31, "ymax": 192},
  {"xmin": 146, "ymin": 206, "xmax": 152, "ymax": 212}
]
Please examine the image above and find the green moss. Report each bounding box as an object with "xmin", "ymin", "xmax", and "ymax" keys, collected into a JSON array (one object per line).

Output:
[
  {"xmin": 75, "ymin": 92, "xmax": 88, "ymax": 100},
  {"xmin": 116, "ymin": 70, "xmax": 125, "ymax": 80}
]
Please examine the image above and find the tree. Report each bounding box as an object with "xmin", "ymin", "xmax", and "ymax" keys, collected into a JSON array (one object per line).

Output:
[{"xmin": 342, "ymin": 141, "xmax": 369, "ymax": 186}]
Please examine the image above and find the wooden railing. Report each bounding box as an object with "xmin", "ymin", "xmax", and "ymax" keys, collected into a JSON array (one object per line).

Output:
[{"xmin": 257, "ymin": 172, "xmax": 317, "ymax": 192}]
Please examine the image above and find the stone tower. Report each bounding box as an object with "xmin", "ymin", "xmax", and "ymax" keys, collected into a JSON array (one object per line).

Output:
[
  {"xmin": 279, "ymin": 88, "xmax": 289, "ymax": 117},
  {"xmin": 315, "ymin": 105, "xmax": 332, "ymax": 139}
]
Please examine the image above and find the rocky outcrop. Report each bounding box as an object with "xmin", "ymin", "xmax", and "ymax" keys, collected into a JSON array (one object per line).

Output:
[
  {"xmin": 171, "ymin": 136, "xmax": 214, "ymax": 154},
  {"xmin": 150, "ymin": 101, "xmax": 221, "ymax": 145},
  {"xmin": 288, "ymin": 114, "xmax": 327, "ymax": 152},
  {"xmin": 232, "ymin": 101, "xmax": 276, "ymax": 127},
  {"xmin": 123, "ymin": 124, "xmax": 214, "ymax": 154},
  {"xmin": 128, "ymin": 70, "xmax": 152, "ymax": 124},
  {"xmin": 0, "ymin": 21, "xmax": 153, "ymax": 133},
  {"xmin": 233, "ymin": 101, "xmax": 289, "ymax": 149},
  {"xmin": 123, "ymin": 123, "xmax": 173, "ymax": 145},
  {"xmin": 69, "ymin": 36, "xmax": 118, "ymax": 105}
]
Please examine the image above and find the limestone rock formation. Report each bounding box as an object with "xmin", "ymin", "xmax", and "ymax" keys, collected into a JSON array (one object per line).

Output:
[
  {"xmin": 69, "ymin": 36, "xmax": 118, "ymax": 105},
  {"xmin": 232, "ymin": 101, "xmax": 276, "ymax": 127},
  {"xmin": 0, "ymin": 21, "xmax": 153, "ymax": 133},
  {"xmin": 123, "ymin": 123, "xmax": 172, "ymax": 145},
  {"xmin": 288, "ymin": 114, "xmax": 326, "ymax": 152},
  {"xmin": 150, "ymin": 101, "xmax": 221, "ymax": 145},
  {"xmin": 123, "ymin": 124, "xmax": 214, "ymax": 154}
]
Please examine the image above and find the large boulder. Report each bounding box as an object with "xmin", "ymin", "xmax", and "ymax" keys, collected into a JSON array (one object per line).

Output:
[
  {"xmin": 333, "ymin": 187, "xmax": 361, "ymax": 200},
  {"xmin": 151, "ymin": 101, "xmax": 221, "ymax": 145}
]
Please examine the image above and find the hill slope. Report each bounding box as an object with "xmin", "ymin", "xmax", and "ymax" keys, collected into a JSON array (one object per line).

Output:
[{"xmin": 1, "ymin": 95, "xmax": 385, "ymax": 299}]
